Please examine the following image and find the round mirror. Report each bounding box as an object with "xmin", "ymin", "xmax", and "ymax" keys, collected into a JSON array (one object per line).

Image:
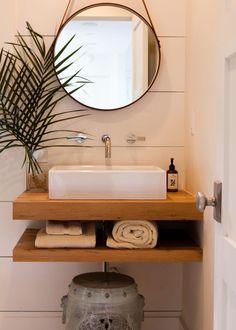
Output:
[{"xmin": 54, "ymin": 3, "xmax": 161, "ymax": 111}]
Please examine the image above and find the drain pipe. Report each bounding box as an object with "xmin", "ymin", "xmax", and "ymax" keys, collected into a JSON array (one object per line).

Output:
[{"xmin": 103, "ymin": 261, "xmax": 109, "ymax": 272}]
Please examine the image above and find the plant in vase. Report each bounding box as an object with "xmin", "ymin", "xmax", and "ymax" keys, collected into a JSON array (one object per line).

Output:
[{"xmin": 0, "ymin": 22, "xmax": 89, "ymax": 191}]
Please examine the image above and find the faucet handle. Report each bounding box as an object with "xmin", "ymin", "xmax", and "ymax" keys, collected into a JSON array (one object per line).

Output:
[
  {"xmin": 126, "ymin": 134, "xmax": 146, "ymax": 144},
  {"xmin": 67, "ymin": 133, "xmax": 91, "ymax": 144},
  {"xmin": 101, "ymin": 134, "xmax": 111, "ymax": 143}
]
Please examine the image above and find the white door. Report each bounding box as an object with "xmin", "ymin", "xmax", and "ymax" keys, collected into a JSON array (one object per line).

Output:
[{"xmin": 213, "ymin": 1, "xmax": 236, "ymax": 329}]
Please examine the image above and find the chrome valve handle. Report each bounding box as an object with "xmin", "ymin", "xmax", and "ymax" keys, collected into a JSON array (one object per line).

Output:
[{"xmin": 126, "ymin": 134, "xmax": 146, "ymax": 144}]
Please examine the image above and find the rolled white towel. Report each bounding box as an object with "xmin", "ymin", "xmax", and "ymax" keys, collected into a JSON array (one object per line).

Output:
[
  {"xmin": 35, "ymin": 222, "xmax": 96, "ymax": 248},
  {"xmin": 46, "ymin": 221, "xmax": 83, "ymax": 236},
  {"xmin": 107, "ymin": 220, "xmax": 158, "ymax": 249}
]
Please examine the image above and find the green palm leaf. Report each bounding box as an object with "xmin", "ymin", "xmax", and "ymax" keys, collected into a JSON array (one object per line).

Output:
[{"xmin": 0, "ymin": 22, "xmax": 90, "ymax": 174}]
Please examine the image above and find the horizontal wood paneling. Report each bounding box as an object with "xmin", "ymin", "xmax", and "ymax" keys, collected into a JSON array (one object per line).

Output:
[
  {"xmin": 0, "ymin": 0, "xmax": 187, "ymax": 324},
  {"xmin": 144, "ymin": 317, "xmax": 181, "ymax": 330},
  {"xmin": 0, "ymin": 147, "xmax": 185, "ymax": 201},
  {"xmin": 0, "ymin": 203, "xmax": 30, "ymax": 256},
  {"xmin": 0, "ymin": 259, "xmax": 101, "ymax": 310},
  {"xmin": 0, "ymin": 312, "xmax": 65, "ymax": 330},
  {"xmin": 15, "ymin": 35, "xmax": 185, "ymax": 93},
  {"xmin": 0, "ymin": 0, "xmax": 16, "ymax": 44},
  {"xmin": 152, "ymin": 38, "xmax": 185, "ymax": 92},
  {"xmin": 0, "ymin": 259, "xmax": 183, "ymax": 311},
  {"xmin": 107, "ymin": 264, "xmax": 183, "ymax": 310},
  {"xmin": 15, "ymin": 0, "xmax": 186, "ymax": 37},
  {"xmin": 54, "ymin": 92, "xmax": 185, "ymax": 147},
  {"xmin": 0, "ymin": 149, "xmax": 25, "ymax": 202}
]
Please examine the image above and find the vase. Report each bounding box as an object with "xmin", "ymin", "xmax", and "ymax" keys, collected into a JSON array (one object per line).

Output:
[{"xmin": 26, "ymin": 149, "xmax": 48, "ymax": 192}]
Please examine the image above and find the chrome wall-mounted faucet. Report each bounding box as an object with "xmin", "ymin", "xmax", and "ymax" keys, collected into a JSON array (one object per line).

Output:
[
  {"xmin": 101, "ymin": 134, "xmax": 111, "ymax": 158},
  {"xmin": 67, "ymin": 133, "xmax": 91, "ymax": 144}
]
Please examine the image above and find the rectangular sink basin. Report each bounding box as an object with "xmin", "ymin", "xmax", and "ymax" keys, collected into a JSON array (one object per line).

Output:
[{"xmin": 49, "ymin": 165, "xmax": 166, "ymax": 200}]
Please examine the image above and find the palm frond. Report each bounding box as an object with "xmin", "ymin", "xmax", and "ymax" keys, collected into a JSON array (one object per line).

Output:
[{"xmin": 0, "ymin": 22, "xmax": 89, "ymax": 174}]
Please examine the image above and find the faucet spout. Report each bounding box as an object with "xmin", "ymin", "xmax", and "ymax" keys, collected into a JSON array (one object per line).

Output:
[{"xmin": 101, "ymin": 135, "xmax": 111, "ymax": 159}]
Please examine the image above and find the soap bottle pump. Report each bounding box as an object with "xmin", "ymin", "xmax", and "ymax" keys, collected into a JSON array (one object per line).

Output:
[{"xmin": 167, "ymin": 158, "xmax": 178, "ymax": 192}]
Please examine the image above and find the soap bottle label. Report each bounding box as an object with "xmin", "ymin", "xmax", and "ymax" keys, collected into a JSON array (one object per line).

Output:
[{"xmin": 167, "ymin": 174, "xmax": 178, "ymax": 191}]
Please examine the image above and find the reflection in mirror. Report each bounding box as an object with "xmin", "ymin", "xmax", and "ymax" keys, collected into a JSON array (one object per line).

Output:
[{"xmin": 54, "ymin": 4, "xmax": 161, "ymax": 110}]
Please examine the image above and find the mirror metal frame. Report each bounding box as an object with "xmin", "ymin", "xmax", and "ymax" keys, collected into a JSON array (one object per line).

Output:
[{"xmin": 54, "ymin": 2, "xmax": 161, "ymax": 111}]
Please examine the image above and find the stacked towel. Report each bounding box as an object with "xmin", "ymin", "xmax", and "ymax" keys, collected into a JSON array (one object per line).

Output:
[
  {"xmin": 107, "ymin": 220, "xmax": 158, "ymax": 249},
  {"xmin": 46, "ymin": 221, "xmax": 83, "ymax": 236},
  {"xmin": 35, "ymin": 222, "xmax": 96, "ymax": 248}
]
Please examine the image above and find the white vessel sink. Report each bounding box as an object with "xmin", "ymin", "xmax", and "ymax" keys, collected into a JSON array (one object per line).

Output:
[{"xmin": 48, "ymin": 165, "xmax": 166, "ymax": 200}]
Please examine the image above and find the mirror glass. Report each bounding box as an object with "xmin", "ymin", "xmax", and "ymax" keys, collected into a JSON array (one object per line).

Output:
[{"xmin": 54, "ymin": 4, "xmax": 161, "ymax": 110}]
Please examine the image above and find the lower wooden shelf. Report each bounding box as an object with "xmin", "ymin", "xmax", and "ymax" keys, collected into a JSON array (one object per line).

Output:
[{"xmin": 13, "ymin": 229, "xmax": 203, "ymax": 262}]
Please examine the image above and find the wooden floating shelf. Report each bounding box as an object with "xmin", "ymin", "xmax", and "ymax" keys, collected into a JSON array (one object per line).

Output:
[
  {"xmin": 13, "ymin": 191, "xmax": 203, "ymax": 221},
  {"xmin": 12, "ymin": 191, "xmax": 203, "ymax": 263},
  {"xmin": 13, "ymin": 229, "xmax": 202, "ymax": 262}
]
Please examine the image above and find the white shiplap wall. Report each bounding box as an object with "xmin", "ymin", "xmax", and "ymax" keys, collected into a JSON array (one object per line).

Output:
[{"xmin": 0, "ymin": 1, "xmax": 186, "ymax": 329}]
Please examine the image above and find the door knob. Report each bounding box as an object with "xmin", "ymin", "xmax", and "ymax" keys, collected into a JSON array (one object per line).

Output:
[
  {"xmin": 195, "ymin": 181, "xmax": 222, "ymax": 223},
  {"xmin": 196, "ymin": 192, "xmax": 216, "ymax": 212}
]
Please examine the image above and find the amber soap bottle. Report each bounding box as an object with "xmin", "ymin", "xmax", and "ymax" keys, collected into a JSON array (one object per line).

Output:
[{"xmin": 167, "ymin": 158, "xmax": 178, "ymax": 192}]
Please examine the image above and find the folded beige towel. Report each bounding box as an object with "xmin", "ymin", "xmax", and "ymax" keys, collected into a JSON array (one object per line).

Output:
[
  {"xmin": 107, "ymin": 220, "xmax": 158, "ymax": 249},
  {"xmin": 35, "ymin": 222, "xmax": 96, "ymax": 248},
  {"xmin": 46, "ymin": 221, "xmax": 83, "ymax": 236}
]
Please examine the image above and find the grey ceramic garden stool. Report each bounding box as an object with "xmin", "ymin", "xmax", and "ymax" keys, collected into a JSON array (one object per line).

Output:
[{"xmin": 61, "ymin": 272, "xmax": 145, "ymax": 330}]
